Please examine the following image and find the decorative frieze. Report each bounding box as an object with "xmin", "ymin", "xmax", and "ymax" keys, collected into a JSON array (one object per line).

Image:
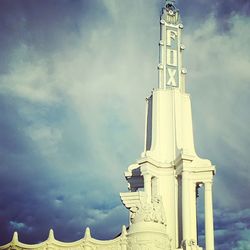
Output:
[{"xmin": 0, "ymin": 227, "xmax": 128, "ymax": 250}]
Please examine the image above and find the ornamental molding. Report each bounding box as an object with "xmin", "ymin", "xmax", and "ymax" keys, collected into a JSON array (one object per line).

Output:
[
  {"xmin": 0, "ymin": 227, "xmax": 127, "ymax": 250},
  {"xmin": 127, "ymin": 237, "xmax": 170, "ymax": 250},
  {"xmin": 181, "ymin": 239, "xmax": 203, "ymax": 250}
]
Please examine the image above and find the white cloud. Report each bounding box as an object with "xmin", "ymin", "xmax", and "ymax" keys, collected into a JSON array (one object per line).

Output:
[
  {"xmin": 232, "ymin": 235, "xmax": 250, "ymax": 250},
  {"xmin": 0, "ymin": 49, "xmax": 60, "ymax": 104},
  {"xmin": 25, "ymin": 125, "xmax": 62, "ymax": 156},
  {"xmin": 9, "ymin": 221, "xmax": 32, "ymax": 232}
]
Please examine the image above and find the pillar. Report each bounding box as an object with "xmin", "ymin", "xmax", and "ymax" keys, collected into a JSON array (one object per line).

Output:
[
  {"xmin": 144, "ymin": 173, "xmax": 152, "ymax": 203},
  {"xmin": 182, "ymin": 172, "xmax": 190, "ymax": 241},
  {"xmin": 204, "ymin": 181, "xmax": 214, "ymax": 250}
]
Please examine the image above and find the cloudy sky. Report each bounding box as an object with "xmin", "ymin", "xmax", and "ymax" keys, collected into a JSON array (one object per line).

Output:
[{"xmin": 0, "ymin": 0, "xmax": 249, "ymax": 249}]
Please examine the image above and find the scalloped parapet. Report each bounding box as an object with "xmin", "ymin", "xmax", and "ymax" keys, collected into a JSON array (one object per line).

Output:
[{"xmin": 0, "ymin": 226, "xmax": 128, "ymax": 250}]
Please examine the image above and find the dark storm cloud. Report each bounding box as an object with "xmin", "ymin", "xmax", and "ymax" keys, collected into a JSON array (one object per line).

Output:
[
  {"xmin": 0, "ymin": 93, "xmax": 126, "ymax": 244},
  {"xmin": 178, "ymin": 0, "xmax": 250, "ymax": 19},
  {"xmin": 196, "ymin": 207, "xmax": 250, "ymax": 249},
  {"xmin": 214, "ymin": 209, "xmax": 250, "ymax": 249},
  {"xmin": 0, "ymin": 97, "xmax": 57, "ymax": 243},
  {"xmin": 215, "ymin": 0, "xmax": 250, "ymax": 17},
  {"xmin": 177, "ymin": 0, "xmax": 250, "ymax": 32}
]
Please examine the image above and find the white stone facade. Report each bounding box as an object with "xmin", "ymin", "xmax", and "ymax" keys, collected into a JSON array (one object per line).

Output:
[
  {"xmin": 0, "ymin": 1, "xmax": 215, "ymax": 250},
  {"xmin": 120, "ymin": 1, "xmax": 215, "ymax": 249}
]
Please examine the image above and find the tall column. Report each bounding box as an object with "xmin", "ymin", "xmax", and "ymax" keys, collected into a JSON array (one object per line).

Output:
[
  {"xmin": 190, "ymin": 182, "xmax": 197, "ymax": 243},
  {"xmin": 143, "ymin": 98, "xmax": 149, "ymax": 155},
  {"xmin": 144, "ymin": 174, "xmax": 152, "ymax": 203},
  {"xmin": 204, "ymin": 181, "xmax": 214, "ymax": 250},
  {"xmin": 182, "ymin": 171, "xmax": 190, "ymax": 241}
]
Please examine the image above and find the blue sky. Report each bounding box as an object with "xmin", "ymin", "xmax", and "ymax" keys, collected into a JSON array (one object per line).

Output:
[{"xmin": 0, "ymin": 0, "xmax": 250, "ymax": 249}]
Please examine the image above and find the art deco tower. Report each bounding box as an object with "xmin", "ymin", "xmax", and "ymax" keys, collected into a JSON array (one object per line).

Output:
[{"xmin": 120, "ymin": 1, "xmax": 216, "ymax": 250}]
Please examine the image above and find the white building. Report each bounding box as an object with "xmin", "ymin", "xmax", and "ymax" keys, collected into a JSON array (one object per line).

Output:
[
  {"xmin": 120, "ymin": 1, "xmax": 215, "ymax": 249},
  {"xmin": 0, "ymin": 1, "xmax": 215, "ymax": 250}
]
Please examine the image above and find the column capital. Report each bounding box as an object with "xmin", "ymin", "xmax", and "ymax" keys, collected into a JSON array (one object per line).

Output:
[
  {"xmin": 204, "ymin": 182, "xmax": 213, "ymax": 192},
  {"xmin": 142, "ymin": 172, "xmax": 152, "ymax": 178},
  {"xmin": 204, "ymin": 180, "xmax": 213, "ymax": 186}
]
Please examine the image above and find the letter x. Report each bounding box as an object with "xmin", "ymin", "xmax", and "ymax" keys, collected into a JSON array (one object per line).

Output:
[{"xmin": 167, "ymin": 68, "xmax": 177, "ymax": 86}]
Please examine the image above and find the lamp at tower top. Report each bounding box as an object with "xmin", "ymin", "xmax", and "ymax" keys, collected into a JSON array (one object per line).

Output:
[{"xmin": 165, "ymin": 0, "xmax": 177, "ymax": 9}]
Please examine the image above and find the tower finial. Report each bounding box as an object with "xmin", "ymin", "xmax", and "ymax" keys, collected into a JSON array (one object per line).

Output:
[{"xmin": 165, "ymin": 0, "xmax": 176, "ymax": 10}]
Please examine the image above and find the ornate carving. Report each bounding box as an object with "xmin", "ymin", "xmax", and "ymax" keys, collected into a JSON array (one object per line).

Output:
[
  {"xmin": 162, "ymin": 0, "xmax": 180, "ymax": 25},
  {"xmin": 128, "ymin": 236, "xmax": 170, "ymax": 250},
  {"xmin": 130, "ymin": 195, "xmax": 166, "ymax": 226},
  {"xmin": 181, "ymin": 239, "xmax": 201, "ymax": 250}
]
